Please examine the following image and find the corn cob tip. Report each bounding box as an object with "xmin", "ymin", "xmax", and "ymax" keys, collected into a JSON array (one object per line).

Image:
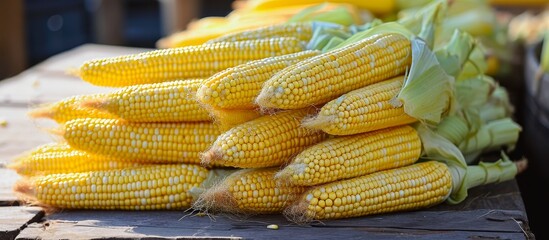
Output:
[
  {"xmin": 46, "ymin": 126, "xmax": 66, "ymax": 137},
  {"xmin": 13, "ymin": 179, "xmax": 57, "ymax": 214},
  {"xmin": 27, "ymin": 104, "xmax": 55, "ymax": 119},
  {"xmin": 192, "ymin": 184, "xmax": 238, "ymax": 214},
  {"xmin": 282, "ymin": 197, "xmax": 311, "ymax": 224},
  {"xmin": 274, "ymin": 163, "xmax": 306, "ymax": 184},
  {"xmin": 255, "ymin": 88, "xmax": 277, "ymax": 111},
  {"xmin": 80, "ymin": 98, "xmax": 107, "ymax": 110},
  {"xmin": 65, "ymin": 67, "xmax": 81, "ymax": 77},
  {"xmin": 5, "ymin": 160, "xmax": 22, "ymax": 173},
  {"xmin": 301, "ymin": 114, "xmax": 333, "ymax": 131},
  {"xmin": 200, "ymin": 147, "xmax": 223, "ymax": 167}
]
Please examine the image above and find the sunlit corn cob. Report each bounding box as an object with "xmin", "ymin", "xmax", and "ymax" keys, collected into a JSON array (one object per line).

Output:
[
  {"xmin": 197, "ymin": 50, "xmax": 321, "ymax": 110},
  {"xmin": 62, "ymin": 118, "xmax": 221, "ymax": 164},
  {"xmin": 79, "ymin": 38, "xmax": 305, "ymax": 87},
  {"xmin": 28, "ymin": 94, "xmax": 116, "ymax": 124},
  {"xmin": 206, "ymin": 22, "xmax": 314, "ymax": 45},
  {"xmin": 8, "ymin": 143, "xmax": 142, "ymax": 176},
  {"xmin": 285, "ymin": 161, "xmax": 452, "ymax": 222},
  {"xmin": 194, "ymin": 168, "xmax": 307, "ymax": 214},
  {"xmin": 277, "ymin": 125, "xmax": 422, "ymax": 186},
  {"xmin": 15, "ymin": 164, "xmax": 209, "ymax": 210},
  {"xmin": 302, "ymin": 76, "xmax": 417, "ymax": 135},
  {"xmin": 201, "ymin": 108, "xmax": 328, "ymax": 168},
  {"xmin": 256, "ymin": 33, "xmax": 411, "ymax": 110},
  {"xmin": 84, "ymin": 79, "xmax": 211, "ymax": 122},
  {"xmin": 245, "ymin": 0, "xmax": 395, "ymax": 16}
]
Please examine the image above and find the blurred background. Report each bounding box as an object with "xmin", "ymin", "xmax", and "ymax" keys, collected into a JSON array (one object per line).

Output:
[{"xmin": 0, "ymin": 0, "xmax": 234, "ymax": 79}]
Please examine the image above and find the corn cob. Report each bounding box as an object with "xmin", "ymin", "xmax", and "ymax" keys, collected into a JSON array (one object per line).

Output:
[
  {"xmin": 194, "ymin": 168, "xmax": 307, "ymax": 214},
  {"xmin": 8, "ymin": 143, "xmax": 142, "ymax": 176},
  {"xmin": 79, "ymin": 38, "xmax": 305, "ymax": 87},
  {"xmin": 285, "ymin": 161, "xmax": 452, "ymax": 221},
  {"xmin": 61, "ymin": 118, "xmax": 221, "ymax": 164},
  {"xmin": 277, "ymin": 125, "xmax": 421, "ymax": 186},
  {"xmin": 198, "ymin": 50, "xmax": 321, "ymax": 110},
  {"xmin": 256, "ymin": 33, "xmax": 411, "ymax": 110},
  {"xmin": 83, "ymin": 79, "xmax": 212, "ymax": 122},
  {"xmin": 15, "ymin": 164, "xmax": 209, "ymax": 210},
  {"xmin": 206, "ymin": 22, "xmax": 314, "ymax": 45},
  {"xmin": 201, "ymin": 108, "xmax": 328, "ymax": 168},
  {"xmin": 302, "ymin": 76, "xmax": 417, "ymax": 135},
  {"xmin": 245, "ymin": 0, "xmax": 395, "ymax": 16},
  {"xmin": 285, "ymin": 133, "xmax": 526, "ymax": 223},
  {"xmin": 28, "ymin": 94, "xmax": 116, "ymax": 124}
]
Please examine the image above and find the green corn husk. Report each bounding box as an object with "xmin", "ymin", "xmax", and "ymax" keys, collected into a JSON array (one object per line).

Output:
[
  {"xmin": 391, "ymin": 38, "xmax": 455, "ymax": 126},
  {"xmin": 434, "ymin": 30, "xmax": 476, "ymax": 78},
  {"xmin": 459, "ymin": 118, "xmax": 522, "ymax": 162},
  {"xmin": 455, "ymin": 75, "xmax": 496, "ymax": 109},
  {"xmin": 417, "ymin": 124, "xmax": 522, "ymax": 204},
  {"xmin": 398, "ymin": 0, "xmax": 447, "ymax": 48},
  {"xmin": 479, "ymin": 85, "xmax": 514, "ymax": 122}
]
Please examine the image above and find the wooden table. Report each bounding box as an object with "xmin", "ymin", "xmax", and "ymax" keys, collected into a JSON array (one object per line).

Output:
[{"xmin": 0, "ymin": 44, "xmax": 536, "ymax": 240}]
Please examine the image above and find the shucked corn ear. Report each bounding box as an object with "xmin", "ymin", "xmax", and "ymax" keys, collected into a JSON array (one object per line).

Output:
[
  {"xmin": 206, "ymin": 22, "xmax": 314, "ymax": 45},
  {"xmin": 277, "ymin": 125, "xmax": 422, "ymax": 186},
  {"xmin": 285, "ymin": 124, "xmax": 527, "ymax": 222},
  {"xmin": 79, "ymin": 37, "xmax": 305, "ymax": 87},
  {"xmin": 256, "ymin": 33, "xmax": 411, "ymax": 110},
  {"xmin": 84, "ymin": 79, "xmax": 212, "ymax": 122},
  {"xmin": 285, "ymin": 161, "xmax": 452, "ymax": 222},
  {"xmin": 197, "ymin": 50, "xmax": 321, "ymax": 110},
  {"xmin": 201, "ymin": 108, "xmax": 328, "ymax": 168},
  {"xmin": 61, "ymin": 118, "xmax": 222, "ymax": 164},
  {"xmin": 28, "ymin": 94, "xmax": 116, "ymax": 124},
  {"xmin": 194, "ymin": 168, "xmax": 307, "ymax": 214},
  {"xmin": 285, "ymin": 153, "xmax": 526, "ymax": 222},
  {"xmin": 15, "ymin": 164, "xmax": 209, "ymax": 211},
  {"xmin": 302, "ymin": 76, "xmax": 417, "ymax": 135},
  {"xmin": 8, "ymin": 143, "xmax": 142, "ymax": 176}
]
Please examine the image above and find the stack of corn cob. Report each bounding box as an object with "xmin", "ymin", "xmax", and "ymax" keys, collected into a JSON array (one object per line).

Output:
[{"xmin": 9, "ymin": 0, "xmax": 526, "ymax": 223}]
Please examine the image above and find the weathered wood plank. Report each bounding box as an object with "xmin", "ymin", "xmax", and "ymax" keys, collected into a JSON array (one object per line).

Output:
[
  {"xmin": 0, "ymin": 71, "xmax": 115, "ymax": 105},
  {"xmin": 0, "ymin": 43, "xmax": 149, "ymax": 106},
  {"xmin": 15, "ymin": 208, "xmax": 529, "ymax": 240},
  {"xmin": 0, "ymin": 107, "xmax": 57, "ymax": 165},
  {"xmin": 0, "ymin": 206, "xmax": 44, "ymax": 240},
  {"xmin": 0, "ymin": 168, "xmax": 20, "ymax": 206}
]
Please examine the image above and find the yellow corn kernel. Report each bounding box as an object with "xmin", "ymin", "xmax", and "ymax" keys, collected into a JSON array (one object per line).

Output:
[
  {"xmin": 206, "ymin": 22, "xmax": 314, "ymax": 45},
  {"xmin": 285, "ymin": 161, "xmax": 452, "ymax": 222},
  {"xmin": 198, "ymin": 50, "xmax": 321, "ymax": 110},
  {"xmin": 8, "ymin": 143, "xmax": 142, "ymax": 176},
  {"xmin": 16, "ymin": 164, "xmax": 209, "ymax": 210},
  {"xmin": 256, "ymin": 33, "xmax": 411, "ymax": 110},
  {"xmin": 277, "ymin": 125, "xmax": 422, "ymax": 186},
  {"xmin": 201, "ymin": 108, "xmax": 328, "ymax": 168},
  {"xmin": 27, "ymin": 94, "xmax": 116, "ymax": 124},
  {"xmin": 302, "ymin": 76, "xmax": 417, "ymax": 135},
  {"xmin": 79, "ymin": 38, "xmax": 305, "ymax": 87},
  {"xmin": 84, "ymin": 79, "xmax": 212, "ymax": 122},
  {"xmin": 194, "ymin": 168, "xmax": 307, "ymax": 214},
  {"xmin": 62, "ymin": 118, "xmax": 222, "ymax": 164}
]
